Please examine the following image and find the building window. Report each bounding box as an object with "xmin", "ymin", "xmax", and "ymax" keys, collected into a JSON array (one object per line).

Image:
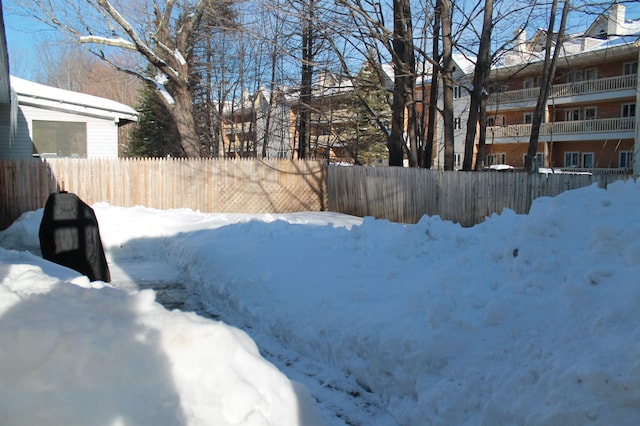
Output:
[
  {"xmin": 523, "ymin": 79, "xmax": 534, "ymax": 89},
  {"xmin": 487, "ymin": 153, "xmax": 506, "ymax": 166},
  {"xmin": 487, "ymin": 115, "xmax": 505, "ymax": 127},
  {"xmin": 453, "ymin": 86, "xmax": 462, "ymax": 99},
  {"xmin": 32, "ymin": 120, "xmax": 87, "ymax": 158},
  {"xmin": 564, "ymin": 152, "xmax": 580, "ymax": 167},
  {"xmin": 454, "ymin": 117, "xmax": 462, "ymax": 129},
  {"xmin": 584, "ymin": 107, "xmax": 596, "ymax": 120},
  {"xmin": 622, "ymin": 103, "xmax": 636, "ymax": 118},
  {"xmin": 619, "ymin": 151, "xmax": 633, "ymax": 169},
  {"xmin": 523, "ymin": 152, "xmax": 545, "ymax": 167},
  {"xmin": 582, "ymin": 152, "xmax": 594, "ymax": 168},
  {"xmin": 585, "ymin": 68, "xmax": 598, "ymax": 80},
  {"xmin": 524, "ymin": 113, "xmax": 533, "ymax": 124},
  {"xmin": 565, "ymin": 109, "xmax": 580, "ymax": 121},
  {"xmin": 623, "ymin": 62, "xmax": 638, "ymax": 75},
  {"xmin": 454, "ymin": 153, "xmax": 462, "ymax": 168},
  {"xmin": 567, "ymin": 70, "xmax": 583, "ymax": 83}
]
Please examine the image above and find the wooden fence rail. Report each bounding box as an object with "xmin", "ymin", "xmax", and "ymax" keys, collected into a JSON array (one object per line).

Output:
[
  {"xmin": 327, "ymin": 165, "xmax": 633, "ymax": 227},
  {"xmin": 0, "ymin": 158, "xmax": 327, "ymax": 231}
]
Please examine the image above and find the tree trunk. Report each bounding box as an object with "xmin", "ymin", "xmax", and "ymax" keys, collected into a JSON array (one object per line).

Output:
[
  {"xmin": 298, "ymin": 1, "xmax": 315, "ymax": 160},
  {"xmin": 440, "ymin": 0, "xmax": 455, "ymax": 170},
  {"xmin": 462, "ymin": 0, "xmax": 494, "ymax": 171},
  {"xmin": 171, "ymin": 85, "xmax": 202, "ymax": 157},
  {"xmin": 389, "ymin": 0, "xmax": 416, "ymax": 167},
  {"xmin": 475, "ymin": 91, "xmax": 489, "ymax": 169},
  {"xmin": 525, "ymin": 0, "xmax": 569, "ymax": 172},
  {"xmin": 423, "ymin": 0, "xmax": 441, "ymax": 169}
]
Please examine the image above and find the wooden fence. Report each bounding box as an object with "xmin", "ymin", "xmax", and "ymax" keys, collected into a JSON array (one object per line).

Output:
[
  {"xmin": 0, "ymin": 158, "xmax": 327, "ymax": 231},
  {"xmin": 1, "ymin": 158, "xmax": 634, "ymax": 231},
  {"xmin": 327, "ymin": 165, "xmax": 633, "ymax": 227}
]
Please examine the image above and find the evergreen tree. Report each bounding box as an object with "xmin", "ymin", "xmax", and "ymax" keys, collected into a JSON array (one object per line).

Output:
[
  {"xmin": 343, "ymin": 60, "xmax": 391, "ymax": 165},
  {"xmin": 127, "ymin": 84, "xmax": 183, "ymax": 158}
]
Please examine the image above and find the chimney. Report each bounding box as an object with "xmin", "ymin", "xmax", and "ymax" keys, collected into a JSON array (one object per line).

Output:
[
  {"xmin": 608, "ymin": 3, "xmax": 625, "ymax": 36},
  {"xmin": 514, "ymin": 29, "xmax": 527, "ymax": 52}
]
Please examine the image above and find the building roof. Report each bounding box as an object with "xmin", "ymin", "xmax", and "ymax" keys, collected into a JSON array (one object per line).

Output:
[{"xmin": 10, "ymin": 75, "xmax": 138, "ymax": 123}]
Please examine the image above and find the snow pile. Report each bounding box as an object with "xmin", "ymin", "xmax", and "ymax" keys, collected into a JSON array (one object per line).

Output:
[
  {"xmin": 0, "ymin": 246, "xmax": 322, "ymax": 425},
  {"xmin": 1, "ymin": 179, "xmax": 640, "ymax": 425}
]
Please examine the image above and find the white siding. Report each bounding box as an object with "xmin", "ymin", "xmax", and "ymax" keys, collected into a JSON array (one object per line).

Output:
[
  {"xmin": 0, "ymin": 103, "xmax": 32, "ymax": 158},
  {"xmin": 5, "ymin": 104, "xmax": 119, "ymax": 158}
]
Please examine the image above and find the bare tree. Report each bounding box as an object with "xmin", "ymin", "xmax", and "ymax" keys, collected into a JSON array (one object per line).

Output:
[
  {"xmin": 461, "ymin": 0, "xmax": 494, "ymax": 171},
  {"xmin": 13, "ymin": 0, "xmax": 235, "ymax": 157},
  {"xmin": 440, "ymin": 0, "xmax": 456, "ymax": 170},
  {"xmin": 524, "ymin": 0, "xmax": 570, "ymax": 172}
]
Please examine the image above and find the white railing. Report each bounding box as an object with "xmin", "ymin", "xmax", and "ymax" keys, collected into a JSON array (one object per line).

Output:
[
  {"xmin": 551, "ymin": 73, "xmax": 637, "ymax": 98},
  {"xmin": 488, "ymin": 87, "xmax": 540, "ymax": 104},
  {"xmin": 488, "ymin": 117, "xmax": 636, "ymax": 138},
  {"xmin": 488, "ymin": 74, "xmax": 637, "ymax": 105}
]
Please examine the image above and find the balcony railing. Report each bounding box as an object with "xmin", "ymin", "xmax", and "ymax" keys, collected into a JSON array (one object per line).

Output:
[
  {"xmin": 487, "ymin": 116, "xmax": 636, "ymax": 139},
  {"xmin": 488, "ymin": 74, "xmax": 637, "ymax": 105}
]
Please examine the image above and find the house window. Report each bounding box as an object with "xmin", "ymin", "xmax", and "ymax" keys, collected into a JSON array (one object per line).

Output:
[
  {"xmin": 487, "ymin": 115, "xmax": 505, "ymax": 127},
  {"xmin": 622, "ymin": 103, "xmax": 636, "ymax": 118},
  {"xmin": 564, "ymin": 152, "xmax": 580, "ymax": 167},
  {"xmin": 582, "ymin": 152, "xmax": 594, "ymax": 168},
  {"xmin": 524, "ymin": 113, "xmax": 533, "ymax": 124},
  {"xmin": 523, "ymin": 79, "xmax": 534, "ymax": 89},
  {"xmin": 523, "ymin": 152, "xmax": 545, "ymax": 167},
  {"xmin": 487, "ymin": 153, "xmax": 506, "ymax": 166},
  {"xmin": 584, "ymin": 107, "xmax": 596, "ymax": 120},
  {"xmin": 32, "ymin": 121, "xmax": 87, "ymax": 158},
  {"xmin": 619, "ymin": 151, "xmax": 633, "ymax": 168},
  {"xmin": 623, "ymin": 62, "xmax": 638, "ymax": 75},
  {"xmin": 454, "ymin": 153, "xmax": 462, "ymax": 168},
  {"xmin": 565, "ymin": 109, "xmax": 580, "ymax": 121},
  {"xmin": 585, "ymin": 68, "xmax": 598, "ymax": 80},
  {"xmin": 453, "ymin": 86, "xmax": 462, "ymax": 99},
  {"xmin": 454, "ymin": 117, "xmax": 462, "ymax": 129},
  {"xmin": 567, "ymin": 70, "xmax": 583, "ymax": 83}
]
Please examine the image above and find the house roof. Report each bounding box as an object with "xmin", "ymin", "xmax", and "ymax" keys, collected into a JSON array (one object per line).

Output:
[{"xmin": 10, "ymin": 76, "xmax": 138, "ymax": 123}]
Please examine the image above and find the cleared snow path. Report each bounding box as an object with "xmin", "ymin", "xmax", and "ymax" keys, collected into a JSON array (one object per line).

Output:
[{"xmin": 109, "ymin": 259, "xmax": 397, "ymax": 426}]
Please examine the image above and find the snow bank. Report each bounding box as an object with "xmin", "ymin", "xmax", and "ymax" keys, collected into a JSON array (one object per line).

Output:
[{"xmin": 1, "ymin": 179, "xmax": 640, "ymax": 425}]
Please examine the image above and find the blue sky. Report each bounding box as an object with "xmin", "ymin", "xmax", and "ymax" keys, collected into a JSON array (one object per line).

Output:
[
  {"xmin": 3, "ymin": 2, "xmax": 58, "ymax": 80},
  {"xmin": 3, "ymin": 1, "xmax": 640, "ymax": 83}
]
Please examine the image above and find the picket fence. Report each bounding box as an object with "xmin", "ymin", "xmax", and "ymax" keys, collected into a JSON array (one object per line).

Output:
[
  {"xmin": 327, "ymin": 165, "xmax": 633, "ymax": 227},
  {"xmin": 0, "ymin": 158, "xmax": 634, "ymax": 231},
  {"xmin": 0, "ymin": 158, "xmax": 327, "ymax": 231}
]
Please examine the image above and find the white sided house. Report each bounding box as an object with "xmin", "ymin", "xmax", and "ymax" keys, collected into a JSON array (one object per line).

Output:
[{"xmin": 1, "ymin": 76, "xmax": 138, "ymax": 159}]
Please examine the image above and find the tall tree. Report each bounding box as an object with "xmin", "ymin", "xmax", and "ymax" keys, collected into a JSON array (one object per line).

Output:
[
  {"xmin": 524, "ymin": 0, "xmax": 570, "ymax": 172},
  {"xmin": 297, "ymin": 0, "xmax": 316, "ymax": 159},
  {"xmin": 440, "ymin": 0, "xmax": 456, "ymax": 170},
  {"xmin": 462, "ymin": 0, "xmax": 494, "ymax": 171},
  {"xmin": 389, "ymin": 0, "xmax": 417, "ymax": 167},
  {"xmin": 423, "ymin": 0, "xmax": 441, "ymax": 169},
  {"xmin": 15, "ymin": 0, "xmax": 235, "ymax": 157}
]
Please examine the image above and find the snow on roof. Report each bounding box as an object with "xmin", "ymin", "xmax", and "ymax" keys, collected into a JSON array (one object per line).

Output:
[
  {"xmin": 452, "ymin": 53, "xmax": 476, "ymax": 75},
  {"xmin": 10, "ymin": 75, "xmax": 138, "ymax": 123}
]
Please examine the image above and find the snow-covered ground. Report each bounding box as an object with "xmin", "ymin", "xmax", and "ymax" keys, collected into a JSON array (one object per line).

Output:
[{"xmin": 1, "ymin": 179, "xmax": 640, "ymax": 425}]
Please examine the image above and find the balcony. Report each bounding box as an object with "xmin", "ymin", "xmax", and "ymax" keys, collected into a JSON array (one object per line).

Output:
[
  {"xmin": 487, "ymin": 117, "xmax": 636, "ymax": 142},
  {"xmin": 488, "ymin": 74, "xmax": 637, "ymax": 106}
]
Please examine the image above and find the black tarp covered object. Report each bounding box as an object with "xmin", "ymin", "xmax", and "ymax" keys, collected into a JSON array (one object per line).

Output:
[{"xmin": 39, "ymin": 192, "xmax": 111, "ymax": 282}]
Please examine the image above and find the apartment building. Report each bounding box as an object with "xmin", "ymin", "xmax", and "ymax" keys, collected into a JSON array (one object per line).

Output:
[
  {"xmin": 219, "ymin": 88, "xmax": 294, "ymax": 159},
  {"xmin": 472, "ymin": 4, "xmax": 639, "ymax": 171}
]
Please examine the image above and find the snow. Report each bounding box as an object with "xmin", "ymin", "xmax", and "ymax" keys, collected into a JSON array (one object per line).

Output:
[
  {"xmin": 10, "ymin": 76, "xmax": 138, "ymax": 118},
  {"xmin": 1, "ymin": 180, "xmax": 640, "ymax": 425},
  {"xmin": 154, "ymin": 72, "xmax": 175, "ymax": 105}
]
